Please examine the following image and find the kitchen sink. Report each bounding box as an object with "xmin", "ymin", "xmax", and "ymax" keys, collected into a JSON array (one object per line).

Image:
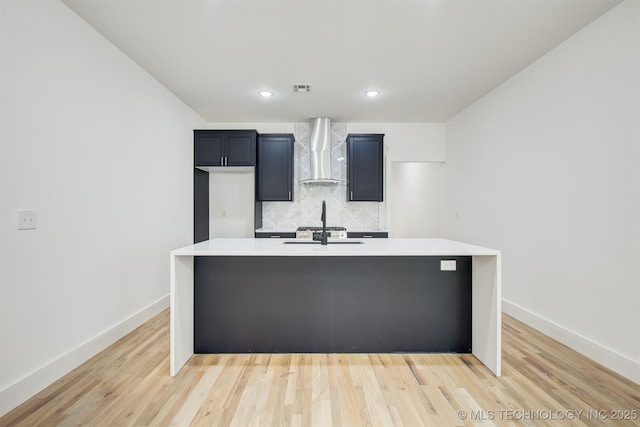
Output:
[{"xmin": 282, "ymin": 240, "xmax": 364, "ymax": 245}]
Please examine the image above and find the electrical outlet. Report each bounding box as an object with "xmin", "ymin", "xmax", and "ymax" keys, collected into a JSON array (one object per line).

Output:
[
  {"xmin": 17, "ymin": 209, "xmax": 37, "ymax": 230},
  {"xmin": 440, "ymin": 260, "xmax": 456, "ymax": 271}
]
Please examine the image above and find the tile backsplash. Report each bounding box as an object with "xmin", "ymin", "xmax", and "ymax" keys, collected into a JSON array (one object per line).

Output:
[{"xmin": 261, "ymin": 122, "xmax": 382, "ymax": 230}]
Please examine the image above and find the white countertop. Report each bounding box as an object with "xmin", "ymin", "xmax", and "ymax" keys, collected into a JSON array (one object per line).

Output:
[{"xmin": 172, "ymin": 238, "xmax": 500, "ymax": 257}]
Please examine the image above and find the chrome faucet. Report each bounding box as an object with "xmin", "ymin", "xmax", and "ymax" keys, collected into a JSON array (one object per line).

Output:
[{"xmin": 313, "ymin": 200, "xmax": 328, "ymax": 245}]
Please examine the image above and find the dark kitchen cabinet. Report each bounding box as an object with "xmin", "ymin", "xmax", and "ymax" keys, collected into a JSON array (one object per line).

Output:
[
  {"xmin": 193, "ymin": 129, "xmax": 258, "ymax": 244},
  {"xmin": 347, "ymin": 232, "xmax": 388, "ymax": 238},
  {"xmin": 347, "ymin": 134, "xmax": 384, "ymax": 202},
  {"xmin": 194, "ymin": 130, "xmax": 256, "ymax": 167},
  {"xmin": 257, "ymin": 134, "xmax": 294, "ymax": 201},
  {"xmin": 255, "ymin": 231, "xmax": 296, "ymax": 238},
  {"xmin": 194, "ymin": 256, "xmax": 472, "ymax": 353},
  {"xmin": 194, "ymin": 169, "xmax": 210, "ymax": 243}
]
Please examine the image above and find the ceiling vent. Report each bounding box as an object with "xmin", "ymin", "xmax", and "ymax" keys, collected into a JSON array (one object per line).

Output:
[{"xmin": 292, "ymin": 84, "xmax": 311, "ymax": 93}]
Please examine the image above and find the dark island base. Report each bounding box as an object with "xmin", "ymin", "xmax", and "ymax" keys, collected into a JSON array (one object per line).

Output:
[{"xmin": 194, "ymin": 256, "xmax": 472, "ymax": 354}]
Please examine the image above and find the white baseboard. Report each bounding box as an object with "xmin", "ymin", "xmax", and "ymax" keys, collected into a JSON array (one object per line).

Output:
[
  {"xmin": 502, "ymin": 299, "xmax": 640, "ymax": 385},
  {"xmin": 0, "ymin": 295, "xmax": 170, "ymax": 417}
]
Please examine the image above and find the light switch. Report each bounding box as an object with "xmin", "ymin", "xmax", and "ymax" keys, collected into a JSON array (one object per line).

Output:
[
  {"xmin": 440, "ymin": 260, "xmax": 456, "ymax": 271},
  {"xmin": 18, "ymin": 209, "xmax": 37, "ymax": 230}
]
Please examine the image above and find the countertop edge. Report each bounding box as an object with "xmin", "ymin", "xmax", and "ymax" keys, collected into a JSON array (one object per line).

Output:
[{"xmin": 171, "ymin": 238, "xmax": 500, "ymax": 257}]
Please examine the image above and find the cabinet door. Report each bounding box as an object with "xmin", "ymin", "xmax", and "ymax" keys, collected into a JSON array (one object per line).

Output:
[
  {"xmin": 257, "ymin": 134, "xmax": 294, "ymax": 201},
  {"xmin": 347, "ymin": 134, "xmax": 384, "ymax": 202},
  {"xmin": 194, "ymin": 133, "xmax": 224, "ymax": 166},
  {"xmin": 226, "ymin": 134, "xmax": 256, "ymax": 166}
]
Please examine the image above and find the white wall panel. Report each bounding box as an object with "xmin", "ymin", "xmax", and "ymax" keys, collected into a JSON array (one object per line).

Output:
[
  {"xmin": 441, "ymin": 0, "xmax": 639, "ymax": 381},
  {"xmin": 389, "ymin": 162, "xmax": 443, "ymax": 237},
  {"xmin": 0, "ymin": 0, "xmax": 205, "ymax": 414}
]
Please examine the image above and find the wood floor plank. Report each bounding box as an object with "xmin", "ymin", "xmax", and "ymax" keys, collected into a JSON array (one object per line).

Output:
[
  {"xmin": 260, "ymin": 355, "xmax": 289, "ymax": 426},
  {"xmin": 2, "ymin": 310, "xmax": 639, "ymax": 427},
  {"xmin": 169, "ymin": 363, "xmax": 224, "ymax": 426}
]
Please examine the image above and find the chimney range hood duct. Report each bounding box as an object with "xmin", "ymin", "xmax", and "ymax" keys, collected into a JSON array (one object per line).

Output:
[{"xmin": 301, "ymin": 117, "xmax": 340, "ymax": 184}]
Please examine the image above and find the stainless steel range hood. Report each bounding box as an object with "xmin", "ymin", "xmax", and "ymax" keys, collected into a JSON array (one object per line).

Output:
[{"xmin": 301, "ymin": 117, "xmax": 340, "ymax": 184}]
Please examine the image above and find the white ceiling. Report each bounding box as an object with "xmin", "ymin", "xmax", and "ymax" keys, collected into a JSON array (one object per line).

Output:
[{"xmin": 62, "ymin": 0, "xmax": 621, "ymax": 123}]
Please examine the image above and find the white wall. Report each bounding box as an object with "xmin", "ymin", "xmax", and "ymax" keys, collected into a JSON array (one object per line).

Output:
[
  {"xmin": 207, "ymin": 123, "xmax": 294, "ymax": 134},
  {"xmin": 389, "ymin": 162, "xmax": 443, "ymax": 237},
  {"xmin": 0, "ymin": 0, "xmax": 205, "ymax": 415},
  {"xmin": 209, "ymin": 170, "xmax": 255, "ymax": 238},
  {"xmin": 442, "ymin": 0, "xmax": 639, "ymax": 382}
]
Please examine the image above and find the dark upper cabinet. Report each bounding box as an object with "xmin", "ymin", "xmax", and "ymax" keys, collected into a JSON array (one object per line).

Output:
[
  {"xmin": 347, "ymin": 134, "xmax": 384, "ymax": 202},
  {"xmin": 194, "ymin": 130, "xmax": 256, "ymax": 167},
  {"xmin": 257, "ymin": 134, "xmax": 294, "ymax": 201}
]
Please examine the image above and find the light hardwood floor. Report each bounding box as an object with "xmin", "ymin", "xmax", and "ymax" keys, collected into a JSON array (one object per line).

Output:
[{"xmin": 2, "ymin": 310, "xmax": 638, "ymax": 426}]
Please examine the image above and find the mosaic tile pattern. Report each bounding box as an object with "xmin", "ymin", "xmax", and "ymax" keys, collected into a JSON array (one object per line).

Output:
[{"xmin": 262, "ymin": 122, "xmax": 381, "ymax": 230}]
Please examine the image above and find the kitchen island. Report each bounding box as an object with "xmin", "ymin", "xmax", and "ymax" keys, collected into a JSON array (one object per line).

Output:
[{"xmin": 170, "ymin": 238, "xmax": 501, "ymax": 376}]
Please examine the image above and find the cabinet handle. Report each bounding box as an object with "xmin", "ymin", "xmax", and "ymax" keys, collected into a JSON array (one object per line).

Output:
[
  {"xmin": 220, "ymin": 156, "xmax": 224, "ymax": 166},
  {"xmin": 270, "ymin": 235, "xmax": 281, "ymax": 238},
  {"xmin": 362, "ymin": 235, "xmax": 373, "ymax": 238},
  {"xmin": 350, "ymin": 191, "xmax": 353, "ymax": 200},
  {"xmin": 288, "ymin": 191, "xmax": 291, "ymax": 200}
]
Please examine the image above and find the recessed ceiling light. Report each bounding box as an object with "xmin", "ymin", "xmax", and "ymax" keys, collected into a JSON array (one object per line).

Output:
[
  {"xmin": 259, "ymin": 90, "xmax": 273, "ymax": 97},
  {"xmin": 365, "ymin": 90, "xmax": 380, "ymax": 97}
]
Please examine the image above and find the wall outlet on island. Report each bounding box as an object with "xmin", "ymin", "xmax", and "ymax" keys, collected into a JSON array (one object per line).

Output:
[
  {"xmin": 17, "ymin": 209, "xmax": 37, "ymax": 230},
  {"xmin": 440, "ymin": 260, "xmax": 456, "ymax": 271}
]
